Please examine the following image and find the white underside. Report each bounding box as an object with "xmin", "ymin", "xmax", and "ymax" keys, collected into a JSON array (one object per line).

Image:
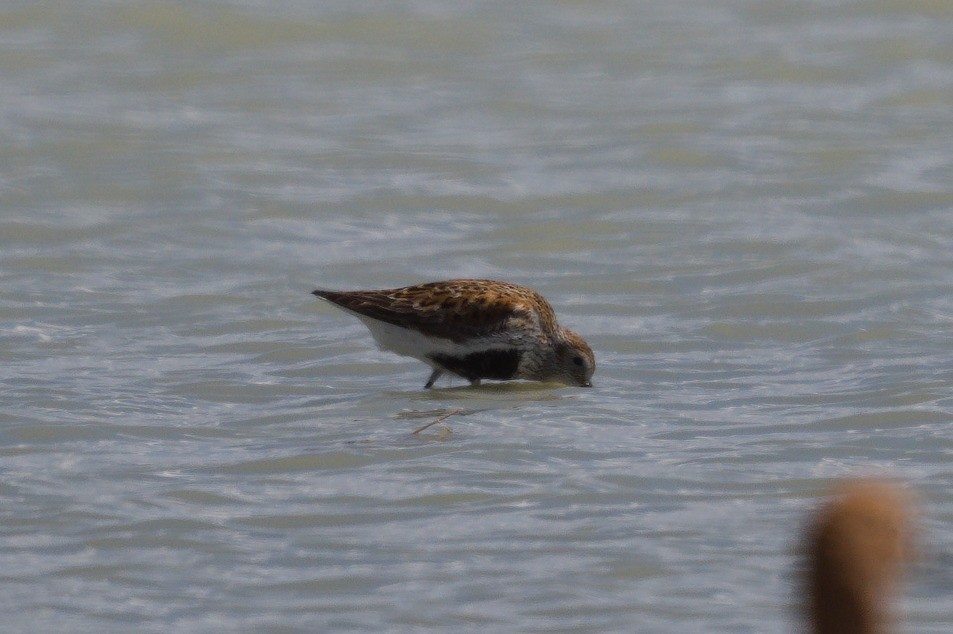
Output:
[
  {"xmin": 321, "ymin": 300, "xmax": 544, "ymax": 379},
  {"xmin": 347, "ymin": 311, "xmax": 536, "ymax": 368},
  {"xmin": 356, "ymin": 316, "xmax": 512, "ymax": 367}
]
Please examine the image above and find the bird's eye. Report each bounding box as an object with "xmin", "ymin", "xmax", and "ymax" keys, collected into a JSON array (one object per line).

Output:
[{"xmin": 572, "ymin": 356, "xmax": 584, "ymax": 366}]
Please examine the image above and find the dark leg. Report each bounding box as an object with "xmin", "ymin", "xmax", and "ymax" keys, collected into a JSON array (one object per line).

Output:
[
  {"xmin": 424, "ymin": 368, "xmax": 443, "ymax": 389},
  {"xmin": 469, "ymin": 378, "xmax": 481, "ymax": 387}
]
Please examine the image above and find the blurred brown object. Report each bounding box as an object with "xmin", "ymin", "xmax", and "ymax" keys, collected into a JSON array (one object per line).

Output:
[{"xmin": 804, "ymin": 479, "xmax": 917, "ymax": 634}]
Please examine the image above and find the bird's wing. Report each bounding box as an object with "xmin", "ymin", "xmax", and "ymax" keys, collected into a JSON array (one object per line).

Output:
[{"xmin": 313, "ymin": 279, "xmax": 551, "ymax": 342}]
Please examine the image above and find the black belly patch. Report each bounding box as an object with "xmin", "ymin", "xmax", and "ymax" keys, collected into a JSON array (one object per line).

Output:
[{"xmin": 428, "ymin": 349, "xmax": 521, "ymax": 382}]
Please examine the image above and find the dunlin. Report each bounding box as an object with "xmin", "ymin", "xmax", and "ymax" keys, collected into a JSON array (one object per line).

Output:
[{"xmin": 312, "ymin": 279, "xmax": 594, "ymax": 388}]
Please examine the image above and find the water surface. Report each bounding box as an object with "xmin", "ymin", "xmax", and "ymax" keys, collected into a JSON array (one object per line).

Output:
[{"xmin": 2, "ymin": 1, "xmax": 953, "ymax": 632}]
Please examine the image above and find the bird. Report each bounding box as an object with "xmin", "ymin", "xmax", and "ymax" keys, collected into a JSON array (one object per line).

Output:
[
  {"xmin": 311, "ymin": 279, "xmax": 595, "ymax": 389},
  {"xmin": 802, "ymin": 478, "xmax": 917, "ymax": 634}
]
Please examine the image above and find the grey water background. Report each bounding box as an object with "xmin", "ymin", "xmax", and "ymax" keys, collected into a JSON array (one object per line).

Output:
[{"xmin": 2, "ymin": 1, "xmax": 953, "ymax": 631}]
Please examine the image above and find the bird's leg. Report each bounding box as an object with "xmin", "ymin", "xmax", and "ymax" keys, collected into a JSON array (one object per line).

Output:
[
  {"xmin": 424, "ymin": 368, "xmax": 443, "ymax": 389},
  {"xmin": 469, "ymin": 378, "xmax": 481, "ymax": 387}
]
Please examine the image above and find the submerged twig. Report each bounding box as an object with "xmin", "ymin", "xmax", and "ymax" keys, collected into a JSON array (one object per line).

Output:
[{"xmin": 411, "ymin": 409, "xmax": 464, "ymax": 435}]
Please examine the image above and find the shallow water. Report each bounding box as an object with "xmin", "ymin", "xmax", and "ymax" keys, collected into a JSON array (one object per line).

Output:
[{"xmin": 2, "ymin": 1, "xmax": 953, "ymax": 632}]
